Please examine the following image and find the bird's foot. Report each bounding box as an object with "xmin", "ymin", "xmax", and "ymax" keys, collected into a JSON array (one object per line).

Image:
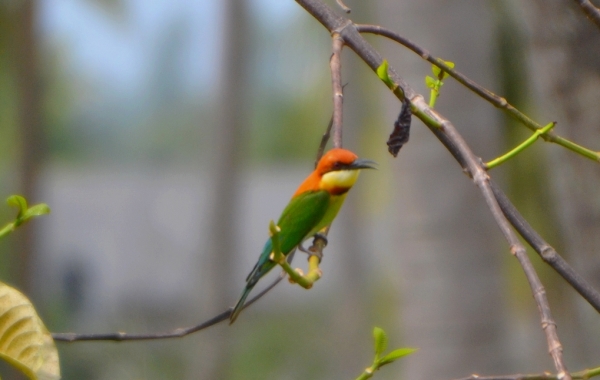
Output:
[
  {"xmin": 299, "ymin": 242, "xmax": 323, "ymax": 262},
  {"xmin": 313, "ymin": 233, "xmax": 328, "ymax": 246},
  {"xmin": 306, "ymin": 233, "xmax": 328, "ymax": 262}
]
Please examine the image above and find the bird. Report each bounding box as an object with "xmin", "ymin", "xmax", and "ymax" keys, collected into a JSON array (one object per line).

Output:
[{"xmin": 229, "ymin": 148, "xmax": 376, "ymax": 323}]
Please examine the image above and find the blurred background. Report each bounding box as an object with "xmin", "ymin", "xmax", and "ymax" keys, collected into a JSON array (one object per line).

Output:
[{"xmin": 1, "ymin": 0, "xmax": 600, "ymax": 379}]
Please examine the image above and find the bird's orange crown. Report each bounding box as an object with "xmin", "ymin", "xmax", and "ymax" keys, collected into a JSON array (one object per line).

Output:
[{"xmin": 293, "ymin": 148, "xmax": 361, "ymax": 197}]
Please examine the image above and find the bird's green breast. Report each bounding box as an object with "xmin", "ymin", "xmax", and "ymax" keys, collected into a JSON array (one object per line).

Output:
[
  {"xmin": 274, "ymin": 188, "xmax": 350, "ymax": 255},
  {"xmin": 306, "ymin": 193, "xmax": 347, "ymax": 238}
]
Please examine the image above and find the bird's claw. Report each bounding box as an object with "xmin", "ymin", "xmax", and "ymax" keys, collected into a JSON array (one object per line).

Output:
[
  {"xmin": 306, "ymin": 233, "xmax": 328, "ymax": 262},
  {"xmin": 298, "ymin": 242, "xmax": 323, "ymax": 262},
  {"xmin": 307, "ymin": 248, "xmax": 323, "ymax": 262},
  {"xmin": 313, "ymin": 233, "xmax": 329, "ymax": 246}
]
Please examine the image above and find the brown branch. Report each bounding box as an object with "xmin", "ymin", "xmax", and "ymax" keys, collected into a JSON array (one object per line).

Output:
[
  {"xmin": 52, "ymin": 260, "xmax": 290, "ymax": 342},
  {"xmin": 335, "ymin": 0, "xmax": 351, "ymax": 13},
  {"xmin": 330, "ymin": 33, "xmax": 345, "ymax": 148},
  {"xmin": 295, "ymin": 0, "xmax": 571, "ymax": 378},
  {"xmin": 358, "ymin": 17, "xmax": 600, "ymax": 326},
  {"xmin": 453, "ymin": 374, "xmax": 557, "ymax": 380},
  {"xmin": 489, "ymin": 179, "xmax": 600, "ymax": 313},
  {"xmin": 572, "ymin": 0, "xmax": 600, "ymax": 31},
  {"xmin": 355, "ymin": 24, "xmax": 600, "ymax": 163},
  {"xmin": 315, "ymin": 116, "xmax": 334, "ymax": 168},
  {"xmin": 51, "ymin": 201, "xmax": 332, "ymax": 342},
  {"xmin": 453, "ymin": 365, "xmax": 600, "ymax": 380}
]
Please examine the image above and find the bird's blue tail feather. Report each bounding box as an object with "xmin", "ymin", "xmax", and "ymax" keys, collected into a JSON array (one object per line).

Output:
[{"xmin": 230, "ymin": 239, "xmax": 277, "ymax": 324}]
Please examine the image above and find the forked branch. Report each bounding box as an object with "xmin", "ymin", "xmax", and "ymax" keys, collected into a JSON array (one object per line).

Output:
[
  {"xmin": 295, "ymin": 0, "xmax": 572, "ymax": 378},
  {"xmin": 355, "ymin": 24, "xmax": 600, "ymax": 163}
]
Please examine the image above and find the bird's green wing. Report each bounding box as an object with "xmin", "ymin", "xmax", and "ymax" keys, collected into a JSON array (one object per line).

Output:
[
  {"xmin": 232, "ymin": 190, "xmax": 330, "ymax": 323},
  {"xmin": 276, "ymin": 190, "xmax": 330, "ymax": 254},
  {"xmin": 243, "ymin": 190, "xmax": 329, "ymax": 286}
]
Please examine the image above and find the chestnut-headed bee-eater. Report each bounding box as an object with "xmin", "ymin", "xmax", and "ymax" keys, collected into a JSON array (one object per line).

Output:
[{"xmin": 230, "ymin": 148, "xmax": 375, "ymax": 323}]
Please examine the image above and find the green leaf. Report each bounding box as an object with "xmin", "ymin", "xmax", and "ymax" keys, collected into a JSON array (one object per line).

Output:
[
  {"xmin": 440, "ymin": 61, "xmax": 454, "ymax": 80},
  {"xmin": 378, "ymin": 348, "xmax": 417, "ymax": 366},
  {"xmin": 6, "ymin": 196, "xmax": 27, "ymax": 218},
  {"xmin": 0, "ymin": 282, "xmax": 60, "ymax": 379},
  {"xmin": 373, "ymin": 327, "xmax": 387, "ymax": 357},
  {"xmin": 425, "ymin": 76, "xmax": 437, "ymax": 89},
  {"xmin": 376, "ymin": 60, "xmax": 395, "ymax": 89},
  {"xmin": 22, "ymin": 204, "xmax": 51, "ymax": 221}
]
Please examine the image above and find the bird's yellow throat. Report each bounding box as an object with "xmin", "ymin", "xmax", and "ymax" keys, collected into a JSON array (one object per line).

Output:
[{"xmin": 320, "ymin": 169, "xmax": 360, "ymax": 193}]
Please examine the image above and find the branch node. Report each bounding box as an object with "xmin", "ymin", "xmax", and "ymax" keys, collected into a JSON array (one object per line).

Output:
[
  {"xmin": 540, "ymin": 245, "xmax": 558, "ymax": 263},
  {"xmin": 331, "ymin": 20, "xmax": 352, "ymax": 35}
]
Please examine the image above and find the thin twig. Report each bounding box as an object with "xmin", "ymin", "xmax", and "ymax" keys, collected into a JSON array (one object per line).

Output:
[
  {"xmin": 355, "ymin": 19, "xmax": 600, "ymax": 320},
  {"xmin": 573, "ymin": 0, "xmax": 600, "ymax": 31},
  {"xmin": 453, "ymin": 374, "xmax": 556, "ymax": 380},
  {"xmin": 336, "ymin": 0, "xmax": 351, "ymax": 13},
  {"xmin": 294, "ymin": 1, "xmax": 571, "ymax": 378},
  {"xmin": 330, "ymin": 33, "xmax": 344, "ymax": 149},
  {"xmin": 454, "ymin": 364, "xmax": 600, "ymax": 380},
  {"xmin": 52, "ymin": 267, "xmax": 288, "ymax": 342},
  {"xmin": 315, "ymin": 116, "xmax": 333, "ymax": 168},
  {"xmin": 355, "ymin": 24, "xmax": 600, "ymax": 163},
  {"xmin": 51, "ymin": 221, "xmax": 336, "ymax": 343},
  {"xmin": 489, "ymin": 179, "xmax": 600, "ymax": 313}
]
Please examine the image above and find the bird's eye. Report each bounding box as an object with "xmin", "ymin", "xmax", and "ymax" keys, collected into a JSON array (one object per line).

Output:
[{"xmin": 332, "ymin": 161, "xmax": 342, "ymax": 170}]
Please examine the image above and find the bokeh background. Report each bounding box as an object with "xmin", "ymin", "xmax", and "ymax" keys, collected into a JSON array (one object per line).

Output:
[{"xmin": 1, "ymin": 0, "xmax": 600, "ymax": 379}]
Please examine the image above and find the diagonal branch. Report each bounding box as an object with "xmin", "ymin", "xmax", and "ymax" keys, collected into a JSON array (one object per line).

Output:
[
  {"xmin": 355, "ymin": 20, "xmax": 600, "ymax": 320},
  {"xmin": 52, "ymin": 268, "xmax": 288, "ymax": 342},
  {"xmin": 572, "ymin": 0, "xmax": 600, "ymax": 31},
  {"xmin": 315, "ymin": 116, "xmax": 333, "ymax": 168},
  {"xmin": 489, "ymin": 179, "xmax": 600, "ymax": 312},
  {"xmin": 295, "ymin": 0, "xmax": 571, "ymax": 378},
  {"xmin": 355, "ymin": 24, "xmax": 600, "ymax": 163}
]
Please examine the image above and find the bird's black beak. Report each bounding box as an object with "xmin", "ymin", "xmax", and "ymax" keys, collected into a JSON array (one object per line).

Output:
[{"xmin": 349, "ymin": 158, "xmax": 377, "ymax": 170}]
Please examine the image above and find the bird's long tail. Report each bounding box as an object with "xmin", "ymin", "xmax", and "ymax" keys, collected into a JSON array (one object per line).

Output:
[{"xmin": 229, "ymin": 284, "xmax": 254, "ymax": 324}]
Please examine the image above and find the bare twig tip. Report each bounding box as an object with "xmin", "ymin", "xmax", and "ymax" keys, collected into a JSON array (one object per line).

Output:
[{"xmin": 335, "ymin": 0, "xmax": 351, "ymax": 13}]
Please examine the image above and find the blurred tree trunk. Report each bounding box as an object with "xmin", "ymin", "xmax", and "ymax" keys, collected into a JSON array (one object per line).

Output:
[
  {"xmin": 10, "ymin": 0, "xmax": 45, "ymax": 295},
  {"xmin": 193, "ymin": 0, "xmax": 250, "ymax": 379}
]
